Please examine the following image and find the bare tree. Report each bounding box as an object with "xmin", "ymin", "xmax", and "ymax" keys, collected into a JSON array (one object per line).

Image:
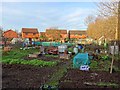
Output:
[
  {"xmin": 96, "ymin": 0, "xmax": 119, "ymax": 40},
  {"xmin": 0, "ymin": 27, "xmax": 3, "ymax": 41},
  {"xmin": 84, "ymin": 15, "xmax": 96, "ymax": 26},
  {"xmin": 97, "ymin": 0, "xmax": 119, "ymax": 17}
]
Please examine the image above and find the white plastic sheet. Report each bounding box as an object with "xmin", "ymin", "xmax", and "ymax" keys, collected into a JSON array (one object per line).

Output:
[{"xmin": 109, "ymin": 46, "xmax": 119, "ymax": 54}]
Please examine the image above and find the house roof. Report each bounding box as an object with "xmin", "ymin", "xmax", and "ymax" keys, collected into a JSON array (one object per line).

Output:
[
  {"xmin": 69, "ymin": 30, "xmax": 87, "ymax": 35},
  {"xmin": 59, "ymin": 30, "xmax": 67, "ymax": 34},
  {"xmin": 4, "ymin": 29, "xmax": 15, "ymax": 33},
  {"xmin": 3, "ymin": 29, "xmax": 18, "ymax": 38},
  {"xmin": 40, "ymin": 32, "xmax": 45, "ymax": 34},
  {"xmin": 46, "ymin": 29, "xmax": 67, "ymax": 34},
  {"xmin": 40, "ymin": 32, "xmax": 46, "ymax": 36},
  {"xmin": 22, "ymin": 28, "xmax": 39, "ymax": 33}
]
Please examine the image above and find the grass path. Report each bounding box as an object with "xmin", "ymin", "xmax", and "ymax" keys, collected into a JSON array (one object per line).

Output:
[{"xmin": 42, "ymin": 59, "xmax": 72, "ymax": 89}]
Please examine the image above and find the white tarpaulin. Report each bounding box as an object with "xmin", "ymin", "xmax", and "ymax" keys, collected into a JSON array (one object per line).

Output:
[
  {"xmin": 58, "ymin": 45, "xmax": 67, "ymax": 53},
  {"xmin": 11, "ymin": 38, "xmax": 23, "ymax": 44},
  {"xmin": 109, "ymin": 46, "xmax": 119, "ymax": 54}
]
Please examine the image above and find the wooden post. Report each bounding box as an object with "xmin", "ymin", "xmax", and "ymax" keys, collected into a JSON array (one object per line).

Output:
[
  {"xmin": 110, "ymin": 53, "xmax": 114, "ymax": 73},
  {"xmin": 110, "ymin": 42, "xmax": 116, "ymax": 74}
]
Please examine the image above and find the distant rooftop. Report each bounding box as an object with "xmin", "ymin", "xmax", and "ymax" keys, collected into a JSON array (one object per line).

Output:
[{"xmin": 22, "ymin": 28, "xmax": 38, "ymax": 33}]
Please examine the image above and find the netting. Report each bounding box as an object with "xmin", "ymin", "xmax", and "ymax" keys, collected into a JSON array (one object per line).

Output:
[{"xmin": 73, "ymin": 53, "xmax": 90, "ymax": 68}]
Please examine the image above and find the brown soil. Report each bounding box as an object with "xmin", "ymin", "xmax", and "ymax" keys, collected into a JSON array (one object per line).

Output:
[
  {"xmin": 59, "ymin": 69, "xmax": 120, "ymax": 88},
  {"xmin": 2, "ymin": 64, "xmax": 57, "ymax": 89}
]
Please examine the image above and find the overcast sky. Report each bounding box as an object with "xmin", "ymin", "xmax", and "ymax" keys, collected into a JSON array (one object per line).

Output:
[{"xmin": 1, "ymin": 2, "xmax": 98, "ymax": 32}]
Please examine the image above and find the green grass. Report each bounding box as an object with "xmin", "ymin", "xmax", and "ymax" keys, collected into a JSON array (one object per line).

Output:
[
  {"xmin": 1, "ymin": 48, "xmax": 58, "ymax": 67},
  {"xmin": 90, "ymin": 60, "xmax": 99, "ymax": 70},
  {"xmin": 45, "ymin": 54, "xmax": 58, "ymax": 58},
  {"xmin": 112, "ymin": 65, "xmax": 120, "ymax": 72},
  {"xmin": 45, "ymin": 66, "xmax": 67, "ymax": 86},
  {"xmin": 43, "ymin": 60, "xmax": 72, "ymax": 88},
  {"xmin": 1, "ymin": 59, "xmax": 57, "ymax": 67},
  {"xmin": 90, "ymin": 60, "xmax": 110, "ymax": 71},
  {"xmin": 2, "ymin": 48, "xmax": 38, "ymax": 60},
  {"xmin": 89, "ymin": 59, "xmax": 120, "ymax": 72},
  {"xmin": 97, "ymin": 82, "xmax": 119, "ymax": 87}
]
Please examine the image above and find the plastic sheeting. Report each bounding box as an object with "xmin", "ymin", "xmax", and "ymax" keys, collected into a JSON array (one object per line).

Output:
[
  {"xmin": 58, "ymin": 45, "xmax": 67, "ymax": 53},
  {"xmin": 73, "ymin": 53, "xmax": 90, "ymax": 68},
  {"xmin": 62, "ymin": 43, "xmax": 74, "ymax": 46},
  {"xmin": 35, "ymin": 42, "xmax": 42, "ymax": 46},
  {"xmin": 42, "ymin": 42, "xmax": 61, "ymax": 46}
]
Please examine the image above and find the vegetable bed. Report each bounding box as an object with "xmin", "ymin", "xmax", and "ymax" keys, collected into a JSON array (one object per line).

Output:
[{"xmin": 1, "ymin": 59, "xmax": 57, "ymax": 67}]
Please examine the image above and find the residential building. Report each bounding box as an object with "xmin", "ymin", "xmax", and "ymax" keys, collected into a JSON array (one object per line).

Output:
[
  {"xmin": 68, "ymin": 30, "xmax": 87, "ymax": 39},
  {"xmin": 39, "ymin": 32, "xmax": 47, "ymax": 41},
  {"xmin": 45, "ymin": 29, "xmax": 67, "ymax": 42},
  {"xmin": 21, "ymin": 28, "xmax": 39, "ymax": 39},
  {"xmin": 3, "ymin": 29, "xmax": 18, "ymax": 39}
]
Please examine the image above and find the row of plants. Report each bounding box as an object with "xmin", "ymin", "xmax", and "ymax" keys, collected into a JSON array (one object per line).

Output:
[
  {"xmin": 45, "ymin": 54, "xmax": 58, "ymax": 58},
  {"xmin": 1, "ymin": 59, "xmax": 57, "ymax": 67},
  {"xmin": 2, "ymin": 48, "xmax": 38, "ymax": 59},
  {"xmin": 97, "ymin": 82, "xmax": 119, "ymax": 88},
  {"xmin": 89, "ymin": 59, "xmax": 120, "ymax": 72}
]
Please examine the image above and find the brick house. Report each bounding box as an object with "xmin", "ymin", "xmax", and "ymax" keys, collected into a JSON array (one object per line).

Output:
[
  {"xmin": 59, "ymin": 30, "xmax": 67, "ymax": 39},
  {"xmin": 3, "ymin": 29, "xmax": 18, "ymax": 39},
  {"xmin": 21, "ymin": 28, "xmax": 39, "ymax": 44},
  {"xmin": 45, "ymin": 29, "xmax": 67, "ymax": 42},
  {"xmin": 21, "ymin": 28, "xmax": 39, "ymax": 39},
  {"xmin": 68, "ymin": 30, "xmax": 87, "ymax": 39},
  {"xmin": 39, "ymin": 32, "xmax": 46, "ymax": 41},
  {"xmin": 2, "ymin": 29, "xmax": 18, "ymax": 46}
]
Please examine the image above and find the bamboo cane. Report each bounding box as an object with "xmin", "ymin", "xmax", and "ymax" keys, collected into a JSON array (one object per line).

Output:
[{"xmin": 110, "ymin": 42, "xmax": 116, "ymax": 73}]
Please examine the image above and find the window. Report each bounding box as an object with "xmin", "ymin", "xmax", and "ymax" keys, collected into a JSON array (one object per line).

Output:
[
  {"xmin": 25, "ymin": 32, "xmax": 28, "ymax": 35},
  {"xmin": 33, "ymin": 33, "xmax": 36, "ymax": 35}
]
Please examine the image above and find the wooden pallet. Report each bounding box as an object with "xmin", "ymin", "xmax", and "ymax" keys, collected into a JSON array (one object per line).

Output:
[
  {"xmin": 59, "ymin": 54, "xmax": 70, "ymax": 59},
  {"xmin": 3, "ymin": 46, "xmax": 12, "ymax": 52},
  {"xmin": 28, "ymin": 54, "xmax": 38, "ymax": 58}
]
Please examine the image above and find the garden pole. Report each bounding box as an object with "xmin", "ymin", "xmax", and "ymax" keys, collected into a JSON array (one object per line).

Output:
[
  {"xmin": 110, "ymin": 52, "xmax": 114, "ymax": 73},
  {"xmin": 110, "ymin": 42, "xmax": 116, "ymax": 74}
]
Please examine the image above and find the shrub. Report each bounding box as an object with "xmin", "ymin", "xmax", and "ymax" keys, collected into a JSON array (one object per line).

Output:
[{"xmin": 90, "ymin": 60, "xmax": 98, "ymax": 70}]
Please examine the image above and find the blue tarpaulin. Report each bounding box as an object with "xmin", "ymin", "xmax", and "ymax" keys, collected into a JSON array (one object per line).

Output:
[
  {"xmin": 73, "ymin": 53, "xmax": 90, "ymax": 68},
  {"xmin": 42, "ymin": 42, "xmax": 61, "ymax": 46}
]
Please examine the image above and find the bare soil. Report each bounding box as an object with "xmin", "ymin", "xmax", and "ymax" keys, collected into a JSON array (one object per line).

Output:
[
  {"xmin": 2, "ymin": 64, "xmax": 57, "ymax": 89},
  {"xmin": 23, "ymin": 55, "xmax": 59, "ymax": 61},
  {"xmin": 59, "ymin": 69, "xmax": 120, "ymax": 89}
]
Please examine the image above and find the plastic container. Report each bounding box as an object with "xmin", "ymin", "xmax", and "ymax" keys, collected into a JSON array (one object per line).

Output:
[
  {"xmin": 73, "ymin": 47, "xmax": 78, "ymax": 54},
  {"xmin": 58, "ymin": 45, "xmax": 67, "ymax": 53}
]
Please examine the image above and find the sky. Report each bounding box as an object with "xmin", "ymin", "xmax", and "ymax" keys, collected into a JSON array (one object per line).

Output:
[{"xmin": 1, "ymin": 2, "xmax": 98, "ymax": 32}]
